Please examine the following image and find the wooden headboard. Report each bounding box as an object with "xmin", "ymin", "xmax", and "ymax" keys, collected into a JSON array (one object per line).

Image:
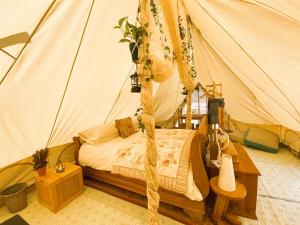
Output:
[
  {"xmin": 190, "ymin": 115, "xmax": 210, "ymax": 199},
  {"xmin": 73, "ymin": 116, "xmax": 210, "ymax": 199}
]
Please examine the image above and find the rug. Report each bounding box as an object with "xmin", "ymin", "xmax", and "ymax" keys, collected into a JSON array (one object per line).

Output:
[{"xmin": 0, "ymin": 215, "xmax": 29, "ymax": 225}]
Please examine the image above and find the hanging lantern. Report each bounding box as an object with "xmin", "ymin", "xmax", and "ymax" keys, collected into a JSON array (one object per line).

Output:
[
  {"xmin": 181, "ymin": 87, "xmax": 188, "ymax": 95},
  {"xmin": 130, "ymin": 72, "xmax": 141, "ymax": 93}
]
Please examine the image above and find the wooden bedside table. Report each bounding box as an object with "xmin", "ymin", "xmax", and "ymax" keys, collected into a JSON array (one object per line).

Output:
[
  {"xmin": 210, "ymin": 176, "xmax": 246, "ymax": 225},
  {"xmin": 35, "ymin": 163, "xmax": 84, "ymax": 213},
  {"xmin": 210, "ymin": 143, "xmax": 260, "ymax": 219}
]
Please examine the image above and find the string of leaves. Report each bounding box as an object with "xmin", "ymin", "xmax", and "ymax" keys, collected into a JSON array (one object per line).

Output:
[
  {"xmin": 178, "ymin": 15, "xmax": 197, "ymax": 79},
  {"xmin": 134, "ymin": 107, "xmax": 145, "ymax": 132},
  {"xmin": 150, "ymin": 0, "xmax": 175, "ymax": 62}
]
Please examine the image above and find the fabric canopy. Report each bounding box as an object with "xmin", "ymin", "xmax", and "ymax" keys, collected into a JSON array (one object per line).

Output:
[{"xmin": 0, "ymin": 0, "xmax": 300, "ymax": 167}]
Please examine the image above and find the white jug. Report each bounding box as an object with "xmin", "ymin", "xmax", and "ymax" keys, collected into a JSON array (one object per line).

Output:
[{"xmin": 218, "ymin": 154, "xmax": 236, "ymax": 192}]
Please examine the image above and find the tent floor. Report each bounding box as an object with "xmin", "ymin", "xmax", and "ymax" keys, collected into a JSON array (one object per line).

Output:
[{"xmin": 84, "ymin": 177, "xmax": 209, "ymax": 225}]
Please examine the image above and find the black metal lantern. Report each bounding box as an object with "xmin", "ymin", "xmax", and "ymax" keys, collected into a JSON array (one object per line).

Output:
[
  {"xmin": 130, "ymin": 72, "xmax": 141, "ymax": 93},
  {"xmin": 181, "ymin": 87, "xmax": 188, "ymax": 95}
]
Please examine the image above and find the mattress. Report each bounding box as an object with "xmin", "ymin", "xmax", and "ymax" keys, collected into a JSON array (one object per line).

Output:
[{"xmin": 79, "ymin": 129, "xmax": 203, "ymax": 201}]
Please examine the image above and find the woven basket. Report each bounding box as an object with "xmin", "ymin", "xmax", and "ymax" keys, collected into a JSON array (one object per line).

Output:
[{"xmin": 0, "ymin": 183, "xmax": 28, "ymax": 213}]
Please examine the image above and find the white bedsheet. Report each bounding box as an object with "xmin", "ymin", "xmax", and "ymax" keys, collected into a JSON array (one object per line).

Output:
[{"xmin": 79, "ymin": 131, "xmax": 203, "ymax": 201}]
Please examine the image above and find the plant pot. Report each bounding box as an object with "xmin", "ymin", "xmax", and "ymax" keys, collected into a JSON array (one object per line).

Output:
[
  {"xmin": 129, "ymin": 42, "xmax": 138, "ymax": 63},
  {"xmin": 0, "ymin": 183, "xmax": 28, "ymax": 213},
  {"xmin": 36, "ymin": 166, "xmax": 46, "ymax": 176}
]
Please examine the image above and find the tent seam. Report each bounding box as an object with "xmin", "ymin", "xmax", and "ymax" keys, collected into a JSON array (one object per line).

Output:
[
  {"xmin": 241, "ymin": 0, "xmax": 300, "ymax": 24},
  {"xmin": 190, "ymin": 0, "xmax": 300, "ymax": 123},
  {"xmin": 0, "ymin": 0, "xmax": 57, "ymax": 86},
  {"xmin": 45, "ymin": 0, "xmax": 96, "ymax": 147},
  {"xmin": 0, "ymin": 49, "xmax": 16, "ymax": 60},
  {"xmin": 104, "ymin": 63, "xmax": 135, "ymax": 123},
  {"xmin": 191, "ymin": 23, "xmax": 280, "ymax": 124}
]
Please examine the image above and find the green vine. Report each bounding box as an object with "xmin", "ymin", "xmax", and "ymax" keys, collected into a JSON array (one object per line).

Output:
[
  {"xmin": 178, "ymin": 15, "xmax": 197, "ymax": 79},
  {"xmin": 150, "ymin": 0, "xmax": 175, "ymax": 62},
  {"xmin": 134, "ymin": 107, "xmax": 145, "ymax": 132}
]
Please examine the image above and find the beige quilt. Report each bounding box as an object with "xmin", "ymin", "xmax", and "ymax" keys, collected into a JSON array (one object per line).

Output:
[{"xmin": 112, "ymin": 129, "xmax": 196, "ymax": 195}]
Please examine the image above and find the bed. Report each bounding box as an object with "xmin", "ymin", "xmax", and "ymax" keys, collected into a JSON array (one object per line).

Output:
[{"xmin": 73, "ymin": 116, "xmax": 210, "ymax": 225}]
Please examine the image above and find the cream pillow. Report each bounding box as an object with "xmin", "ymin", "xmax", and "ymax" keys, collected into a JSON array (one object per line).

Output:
[
  {"xmin": 79, "ymin": 121, "xmax": 119, "ymax": 145},
  {"xmin": 132, "ymin": 116, "xmax": 139, "ymax": 131}
]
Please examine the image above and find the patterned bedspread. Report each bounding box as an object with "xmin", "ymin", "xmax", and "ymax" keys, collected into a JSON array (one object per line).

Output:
[{"xmin": 112, "ymin": 129, "xmax": 196, "ymax": 195}]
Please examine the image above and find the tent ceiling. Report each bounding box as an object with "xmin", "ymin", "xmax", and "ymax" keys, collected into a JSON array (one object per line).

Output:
[
  {"xmin": 185, "ymin": 0, "xmax": 300, "ymax": 130},
  {"xmin": 0, "ymin": 0, "xmax": 300, "ymax": 167}
]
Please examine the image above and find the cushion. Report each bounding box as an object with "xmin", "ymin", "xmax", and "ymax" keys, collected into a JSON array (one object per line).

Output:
[
  {"xmin": 284, "ymin": 130, "xmax": 300, "ymax": 158},
  {"xmin": 132, "ymin": 116, "xmax": 139, "ymax": 131},
  {"xmin": 228, "ymin": 130, "xmax": 247, "ymax": 145},
  {"xmin": 244, "ymin": 126, "xmax": 279, "ymax": 153},
  {"xmin": 115, "ymin": 117, "xmax": 136, "ymax": 138},
  {"xmin": 79, "ymin": 121, "xmax": 119, "ymax": 145}
]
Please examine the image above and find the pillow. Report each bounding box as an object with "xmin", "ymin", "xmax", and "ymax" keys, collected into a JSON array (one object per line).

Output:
[
  {"xmin": 132, "ymin": 116, "xmax": 139, "ymax": 131},
  {"xmin": 244, "ymin": 126, "xmax": 279, "ymax": 153},
  {"xmin": 228, "ymin": 130, "xmax": 247, "ymax": 145},
  {"xmin": 79, "ymin": 121, "xmax": 119, "ymax": 145},
  {"xmin": 115, "ymin": 117, "xmax": 136, "ymax": 138}
]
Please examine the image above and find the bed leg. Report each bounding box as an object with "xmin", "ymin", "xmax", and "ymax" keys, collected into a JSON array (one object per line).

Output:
[{"xmin": 184, "ymin": 208, "xmax": 204, "ymax": 225}]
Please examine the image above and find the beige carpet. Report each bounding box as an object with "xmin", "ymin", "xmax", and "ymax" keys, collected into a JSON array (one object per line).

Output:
[
  {"xmin": 241, "ymin": 147, "xmax": 300, "ymax": 225},
  {"xmin": 0, "ymin": 147, "xmax": 299, "ymax": 225},
  {"xmin": 0, "ymin": 187, "xmax": 183, "ymax": 225}
]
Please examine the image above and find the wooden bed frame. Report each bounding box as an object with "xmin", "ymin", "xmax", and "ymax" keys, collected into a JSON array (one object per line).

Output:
[{"xmin": 73, "ymin": 116, "xmax": 210, "ymax": 225}]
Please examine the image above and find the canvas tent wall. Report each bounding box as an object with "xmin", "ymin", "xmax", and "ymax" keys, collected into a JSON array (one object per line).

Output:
[
  {"xmin": 0, "ymin": 0, "xmax": 184, "ymax": 168},
  {"xmin": 0, "ymin": 0, "xmax": 300, "ymax": 170}
]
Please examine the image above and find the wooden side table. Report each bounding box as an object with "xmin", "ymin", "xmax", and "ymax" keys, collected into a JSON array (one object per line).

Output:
[
  {"xmin": 35, "ymin": 163, "xmax": 84, "ymax": 213},
  {"xmin": 210, "ymin": 176, "xmax": 246, "ymax": 225},
  {"xmin": 210, "ymin": 143, "xmax": 260, "ymax": 219}
]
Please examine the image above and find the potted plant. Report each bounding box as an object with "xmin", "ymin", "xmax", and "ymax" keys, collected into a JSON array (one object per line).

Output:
[
  {"xmin": 32, "ymin": 148, "xmax": 49, "ymax": 176},
  {"xmin": 114, "ymin": 17, "xmax": 143, "ymax": 63}
]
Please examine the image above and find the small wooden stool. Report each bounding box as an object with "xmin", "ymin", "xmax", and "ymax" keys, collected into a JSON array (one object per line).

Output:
[{"xmin": 210, "ymin": 176, "xmax": 247, "ymax": 225}]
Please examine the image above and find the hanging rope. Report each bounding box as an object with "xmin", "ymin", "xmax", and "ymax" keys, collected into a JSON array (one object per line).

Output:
[
  {"xmin": 104, "ymin": 63, "xmax": 135, "ymax": 123},
  {"xmin": 45, "ymin": 0, "xmax": 96, "ymax": 147},
  {"xmin": 186, "ymin": 90, "xmax": 192, "ymax": 129},
  {"xmin": 138, "ymin": 0, "xmax": 160, "ymax": 224}
]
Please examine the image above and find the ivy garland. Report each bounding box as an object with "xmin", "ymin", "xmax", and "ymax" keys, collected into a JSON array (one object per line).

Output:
[
  {"xmin": 150, "ymin": 0, "xmax": 175, "ymax": 62},
  {"xmin": 178, "ymin": 15, "xmax": 197, "ymax": 79},
  {"xmin": 137, "ymin": 1, "xmax": 154, "ymax": 82}
]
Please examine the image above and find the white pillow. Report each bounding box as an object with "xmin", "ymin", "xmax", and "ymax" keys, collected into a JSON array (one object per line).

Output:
[{"xmin": 79, "ymin": 121, "xmax": 119, "ymax": 145}]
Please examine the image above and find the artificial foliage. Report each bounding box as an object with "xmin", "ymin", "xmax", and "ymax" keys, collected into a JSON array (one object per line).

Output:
[
  {"xmin": 178, "ymin": 15, "xmax": 197, "ymax": 79},
  {"xmin": 150, "ymin": 0, "xmax": 175, "ymax": 62},
  {"xmin": 134, "ymin": 107, "xmax": 145, "ymax": 132}
]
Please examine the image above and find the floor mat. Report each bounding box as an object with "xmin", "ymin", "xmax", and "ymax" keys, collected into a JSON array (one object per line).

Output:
[{"xmin": 0, "ymin": 215, "xmax": 29, "ymax": 225}]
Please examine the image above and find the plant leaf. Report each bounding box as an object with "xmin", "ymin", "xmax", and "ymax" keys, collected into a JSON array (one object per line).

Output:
[
  {"xmin": 119, "ymin": 38, "xmax": 131, "ymax": 43},
  {"xmin": 118, "ymin": 17, "xmax": 128, "ymax": 27},
  {"xmin": 113, "ymin": 25, "xmax": 120, "ymax": 29}
]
